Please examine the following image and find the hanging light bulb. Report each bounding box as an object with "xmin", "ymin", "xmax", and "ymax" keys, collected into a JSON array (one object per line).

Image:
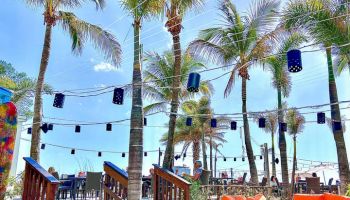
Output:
[
  {"xmin": 53, "ymin": 93, "xmax": 65, "ymax": 108},
  {"xmin": 27, "ymin": 128, "xmax": 32, "ymax": 134},
  {"xmin": 187, "ymin": 73, "xmax": 200, "ymax": 92},
  {"xmin": 48, "ymin": 124, "xmax": 53, "ymax": 131},
  {"xmin": 98, "ymin": 152, "xmax": 102, "ymax": 157},
  {"xmin": 75, "ymin": 125, "xmax": 81, "ymax": 133},
  {"xmin": 333, "ymin": 121, "xmax": 342, "ymax": 131},
  {"xmin": 287, "ymin": 49, "xmax": 302, "ymax": 73},
  {"xmin": 186, "ymin": 117, "xmax": 192, "ymax": 126},
  {"xmin": 317, "ymin": 112, "xmax": 326, "ymax": 124},
  {"xmin": 122, "ymin": 152, "xmax": 126, "ymax": 157},
  {"xmin": 210, "ymin": 118, "xmax": 217, "ymax": 128},
  {"xmin": 106, "ymin": 123, "xmax": 112, "ymax": 131},
  {"xmin": 41, "ymin": 144, "xmax": 46, "ymax": 150},
  {"xmin": 71, "ymin": 149, "xmax": 75, "ymax": 155},
  {"xmin": 112, "ymin": 88, "xmax": 124, "ymax": 105},
  {"xmin": 231, "ymin": 121, "xmax": 237, "ymax": 130},
  {"xmin": 280, "ymin": 122, "xmax": 287, "ymax": 132},
  {"xmin": 258, "ymin": 117, "xmax": 266, "ymax": 128}
]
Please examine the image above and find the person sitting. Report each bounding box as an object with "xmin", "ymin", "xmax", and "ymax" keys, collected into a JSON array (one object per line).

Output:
[
  {"xmin": 271, "ymin": 176, "xmax": 281, "ymax": 195},
  {"xmin": 183, "ymin": 160, "xmax": 203, "ymax": 181},
  {"xmin": 48, "ymin": 167, "xmax": 59, "ymax": 179},
  {"xmin": 312, "ymin": 172, "xmax": 317, "ymax": 178}
]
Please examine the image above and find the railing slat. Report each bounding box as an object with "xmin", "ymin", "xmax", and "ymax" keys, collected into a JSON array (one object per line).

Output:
[{"xmin": 103, "ymin": 161, "xmax": 128, "ymax": 200}]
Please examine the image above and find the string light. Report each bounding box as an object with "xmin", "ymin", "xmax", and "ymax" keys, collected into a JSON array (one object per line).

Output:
[
  {"xmin": 27, "ymin": 128, "xmax": 32, "ymax": 134},
  {"xmin": 317, "ymin": 112, "xmax": 326, "ymax": 124},
  {"xmin": 41, "ymin": 123, "xmax": 49, "ymax": 133},
  {"xmin": 106, "ymin": 123, "xmax": 112, "ymax": 131},
  {"xmin": 75, "ymin": 125, "xmax": 81, "ymax": 133},
  {"xmin": 186, "ymin": 117, "xmax": 192, "ymax": 126},
  {"xmin": 258, "ymin": 117, "xmax": 266, "ymax": 128},
  {"xmin": 41, "ymin": 144, "xmax": 45, "ymax": 150}
]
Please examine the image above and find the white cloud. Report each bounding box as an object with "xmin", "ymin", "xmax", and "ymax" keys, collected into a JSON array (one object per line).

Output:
[{"xmin": 93, "ymin": 62, "xmax": 123, "ymax": 72}]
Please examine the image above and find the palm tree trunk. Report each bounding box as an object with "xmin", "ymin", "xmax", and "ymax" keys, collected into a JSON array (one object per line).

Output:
[
  {"xmin": 271, "ymin": 132, "xmax": 276, "ymax": 177},
  {"xmin": 277, "ymin": 86, "xmax": 289, "ymax": 188},
  {"xmin": 214, "ymin": 146, "xmax": 217, "ymax": 178},
  {"xmin": 210, "ymin": 135, "xmax": 213, "ymax": 177},
  {"xmin": 192, "ymin": 140, "xmax": 200, "ymax": 165},
  {"xmin": 242, "ymin": 78, "xmax": 258, "ymax": 185},
  {"xmin": 163, "ymin": 17, "xmax": 182, "ymax": 170},
  {"xmin": 30, "ymin": 24, "xmax": 52, "ymax": 162},
  {"xmin": 201, "ymin": 128, "xmax": 208, "ymax": 170},
  {"xmin": 326, "ymin": 48, "xmax": 350, "ymax": 194},
  {"xmin": 127, "ymin": 21, "xmax": 144, "ymax": 200},
  {"xmin": 291, "ymin": 135, "xmax": 297, "ymax": 196}
]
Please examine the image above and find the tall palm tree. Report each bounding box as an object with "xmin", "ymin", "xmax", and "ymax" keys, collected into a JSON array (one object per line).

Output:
[
  {"xmin": 120, "ymin": 0, "xmax": 163, "ymax": 198},
  {"xmin": 264, "ymin": 32, "xmax": 306, "ymax": 186},
  {"xmin": 162, "ymin": 0, "xmax": 205, "ymax": 169},
  {"xmin": 283, "ymin": 0, "xmax": 350, "ymax": 193},
  {"xmin": 142, "ymin": 50, "xmax": 213, "ymax": 115},
  {"xmin": 285, "ymin": 109, "xmax": 305, "ymax": 196},
  {"xmin": 26, "ymin": 0, "xmax": 122, "ymax": 162},
  {"xmin": 188, "ymin": 0, "xmax": 280, "ymax": 185}
]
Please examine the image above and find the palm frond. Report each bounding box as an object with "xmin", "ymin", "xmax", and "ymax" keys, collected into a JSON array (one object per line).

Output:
[
  {"xmin": 286, "ymin": 108, "xmax": 305, "ymax": 135},
  {"xmin": 143, "ymin": 101, "xmax": 168, "ymax": 114}
]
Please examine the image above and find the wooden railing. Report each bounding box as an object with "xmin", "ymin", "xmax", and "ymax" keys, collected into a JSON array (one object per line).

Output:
[
  {"xmin": 22, "ymin": 157, "xmax": 60, "ymax": 200},
  {"xmin": 201, "ymin": 185, "xmax": 273, "ymax": 199},
  {"xmin": 103, "ymin": 161, "xmax": 128, "ymax": 200},
  {"xmin": 153, "ymin": 164, "xmax": 192, "ymax": 200}
]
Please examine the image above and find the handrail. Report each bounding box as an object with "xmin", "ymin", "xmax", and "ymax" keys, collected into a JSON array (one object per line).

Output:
[
  {"xmin": 22, "ymin": 157, "xmax": 59, "ymax": 200},
  {"xmin": 153, "ymin": 164, "xmax": 191, "ymax": 200},
  {"xmin": 201, "ymin": 184, "xmax": 273, "ymax": 199},
  {"xmin": 103, "ymin": 161, "xmax": 128, "ymax": 200}
]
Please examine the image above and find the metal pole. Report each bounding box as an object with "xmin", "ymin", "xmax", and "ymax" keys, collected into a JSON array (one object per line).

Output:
[{"xmin": 158, "ymin": 147, "xmax": 161, "ymax": 165}]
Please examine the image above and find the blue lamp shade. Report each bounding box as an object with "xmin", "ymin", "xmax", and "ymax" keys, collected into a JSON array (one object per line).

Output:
[
  {"xmin": 287, "ymin": 49, "xmax": 302, "ymax": 73},
  {"xmin": 234, "ymin": 157, "xmax": 237, "ymax": 162},
  {"xmin": 275, "ymin": 158, "xmax": 279, "ymax": 164},
  {"xmin": 317, "ymin": 112, "xmax": 326, "ymax": 124},
  {"xmin": 0, "ymin": 87, "xmax": 13, "ymax": 104},
  {"xmin": 210, "ymin": 118, "xmax": 217, "ymax": 128},
  {"xmin": 260, "ymin": 155, "xmax": 263, "ymax": 160},
  {"xmin": 53, "ymin": 93, "xmax": 65, "ymax": 108},
  {"xmin": 280, "ymin": 122, "xmax": 287, "ymax": 132},
  {"xmin": 48, "ymin": 124, "xmax": 53, "ymax": 131},
  {"xmin": 112, "ymin": 88, "xmax": 124, "ymax": 105},
  {"xmin": 27, "ymin": 128, "xmax": 32, "ymax": 134},
  {"xmin": 333, "ymin": 121, "xmax": 342, "ymax": 131},
  {"xmin": 186, "ymin": 117, "xmax": 192, "ymax": 126},
  {"xmin": 144, "ymin": 152, "xmax": 148, "ymax": 157},
  {"xmin": 75, "ymin": 125, "xmax": 81, "ymax": 133},
  {"xmin": 144, "ymin": 118, "xmax": 147, "ymax": 126},
  {"xmin": 98, "ymin": 152, "xmax": 102, "ymax": 157},
  {"xmin": 242, "ymin": 157, "xmax": 245, "ymax": 162},
  {"xmin": 187, "ymin": 73, "xmax": 200, "ymax": 92},
  {"xmin": 223, "ymin": 157, "xmax": 227, "ymax": 162},
  {"xmin": 106, "ymin": 123, "xmax": 112, "ymax": 131},
  {"xmin": 258, "ymin": 118, "xmax": 266, "ymax": 128},
  {"xmin": 71, "ymin": 149, "xmax": 75, "ymax": 155},
  {"xmin": 231, "ymin": 121, "xmax": 237, "ymax": 130},
  {"xmin": 175, "ymin": 154, "xmax": 181, "ymax": 160},
  {"xmin": 122, "ymin": 152, "xmax": 126, "ymax": 157},
  {"xmin": 41, "ymin": 144, "xmax": 46, "ymax": 150},
  {"xmin": 41, "ymin": 123, "xmax": 48, "ymax": 133}
]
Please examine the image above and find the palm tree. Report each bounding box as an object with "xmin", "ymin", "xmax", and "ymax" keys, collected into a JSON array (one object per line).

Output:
[
  {"xmin": 264, "ymin": 32, "xmax": 306, "ymax": 186},
  {"xmin": 188, "ymin": 0, "xmax": 280, "ymax": 185},
  {"xmin": 142, "ymin": 50, "xmax": 213, "ymax": 115},
  {"xmin": 162, "ymin": 0, "xmax": 205, "ymax": 169},
  {"xmin": 26, "ymin": 0, "xmax": 122, "ymax": 162},
  {"xmin": 120, "ymin": 0, "xmax": 163, "ymax": 198},
  {"xmin": 283, "ymin": 0, "xmax": 350, "ymax": 193},
  {"xmin": 285, "ymin": 109, "xmax": 305, "ymax": 196}
]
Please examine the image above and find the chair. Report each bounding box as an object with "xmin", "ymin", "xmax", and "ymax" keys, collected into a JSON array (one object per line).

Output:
[
  {"xmin": 57, "ymin": 179, "xmax": 74, "ymax": 199},
  {"xmin": 200, "ymin": 169, "xmax": 211, "ymax": 185},
  {"xmin": 322, "ymin": 178, "xmax": 333, "ymax": 192},
  {"xmin": 83, "ymin": 172, "xmax": 102, "ymax": 199},
  {"xmin": 306, "ymin": 177, "xmax": 321, "ymax": 194}
]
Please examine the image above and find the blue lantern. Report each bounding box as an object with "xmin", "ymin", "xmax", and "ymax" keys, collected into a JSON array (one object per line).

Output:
[
  {"xmin": 317, "ymin": 112, "xmax": 325, "ymax": 124},
  {"xmin": 186, "ymin": 117, "xmax": 192, "ymax": 126},
  {"xmin": 98, "ymin": 152, "xmax": 102, "ymax": 157},
  {"xmin": 333, "ymin": 121, "xmax": 342, "ymax": 131},
  {"xmin": 259, "ymin": 118, "xmax": 266, "ymax": 128},
  {"xmin": 144, "ymin": 152, "xmax": 148, "ymax": 157},
  {"xmin": 41, "ymin": 144, "xmax": 46, "ymax": 150},
  {"xmin": 48, "ymin": 124, "xmax": 53, "ymax": 131},
  {"xmin": 144, "ymin": 118, "xmax": 147, "ymax": 126},
  {"xmin": 112, "ymin": 88, "xmax": 124, "ymax": 105},
  {"xmin": 242, "ymin": 157, "xmax": 245, "ymax": 162},
  {"xmin": 41, "ymin": 123, "xmax": 48, "ymax": 133},
  {"xmin": 223, "ymin": 157, "xmax": 226, "ymax": 162},
  {"xmin": 106, "ymin": 123, "xmax": 112, "ymax": 131},
  {"xmin": 122, "ymin": 152, "xmax": 126, "ymax": 157},
  {"xmin": 75, "ymin": 125, "xmax": 81, "ymax": 133},
  {"xmin": 71, "ymin": 149, "xmax": 75, "ymax": 155},
  {"xmin": 175, "ymin": 154, "xmax": 181, "ymax": 160},
  {"xmin": 183, "ymin": 153, "xmax": 186, "ymax": 158},
  {"xmin": 187, "ymin": 73, "xmax": 200, "ymax": 92},
  {"xmin": 287, "ymin": 49, "xmax": 302, "ymax": 73},
  {"xmin": 280, "ymin": 122, "xmax": 287, "ymax": 132},
  {"xmin": 275, "ymin": 158, "xmax": 279, "ymax": 164},
  {"xmin": 231, "ymin": 121, "xmax": 237, "ymax": 130},
  {"xmin": 260, "ymin": 155, "xmax": 263, "ymax": 160},
  {"xmin": 27, "ymin": 128, "xmax": 32, "ymax": 134},
  {"xmin": 53, "ymin": 93, "xmax": 65, "ymax": 108},
  {"xmin": 234, "ymin": 157, "xmax": 237, "ymax": 162},
  {"xmin": 210, "ymin": 118, "xmax": 217, "ymax": 128}
]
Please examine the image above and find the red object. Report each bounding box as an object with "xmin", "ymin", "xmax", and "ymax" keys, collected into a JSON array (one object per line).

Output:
[{"xmin": 294, "ymin": 193, "xmax": 350, "ymax": 200}]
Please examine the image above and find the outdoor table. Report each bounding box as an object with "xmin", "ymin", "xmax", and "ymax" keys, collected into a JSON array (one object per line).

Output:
[{"xmin": 59, "ymin": 177, "xmax": 86, "ymax": 199}]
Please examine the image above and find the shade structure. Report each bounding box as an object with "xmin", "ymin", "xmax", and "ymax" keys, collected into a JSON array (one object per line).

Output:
[
  {"xmin": 287, "ymin": 49, "xmax": 302, "ymax": 73},
  {"xmin": 41, "ymin": 144, "xmax": 45, "ymax": 150},
  {"xmin": 259, "ymin": 118, "xmax": 266, "ymax": 128},
  {"xmin": 75, "ymin": 125, "xmax": 81, "ymax": 133},
  {"xmin": 187, "ymin": 73, "xmax": 200, "ymax": 92},
  {"xmin": 122, "ymin": 152, "xmax": 125, "ymax": 157},
  {"xmin": 48, "ymin": 124, "xmax": 53, "ymax": 131},
  {"xmin": 333, "ymin": 121, "xmax": 342, "ymax": 131},
  {"xmin": 53, "ymin": 93, "xmax": 65, "ymax": 108},
  {"xmin": 280, "ymin": 122, "xmax": 287, "ymax": 132},
  {"xmin": 27, "ymin": 128, "xmax": 32, "ymax": 134},
  {"xmin": 317, "ymin": 112, "xmax": 326, "ymax": 124},
  {"xmin": 210, "ymin": 118, "xmax": 217, "ymax": 128},
  {"xmin": 231, "ymin": 121, "xmax": 237, "ymax": 130},
  {"xmin": 112, "ymin": 88, "xmax": 124, "ymax": 105},
  {"xmin": 98, "ymin": 152, "xmax": 102, "ymax": 157},
  {"xmin": 71, "ymin": 149, "xmax": 75, "ymax": 155},
  {"xmin": 41, "ymin": 123, "xmax": 48, "ymax": 133},
  {"xmin": 106, "ymin": 123, "xmax": 112, "ymax": 131},
  {"xmin": 186, "ymin": 117, "xmax": 192, "ymax": 126}
]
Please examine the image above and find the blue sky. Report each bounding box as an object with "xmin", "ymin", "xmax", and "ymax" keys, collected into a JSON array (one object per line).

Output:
[{"xmin": 1, "ymin": 0, "xmax": 350, "ymax": 181}]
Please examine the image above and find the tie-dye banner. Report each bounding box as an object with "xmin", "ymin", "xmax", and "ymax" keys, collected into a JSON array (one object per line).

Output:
[{"xmin": 0, "ymin": 101, "xmax": 17, "ymax": 198}]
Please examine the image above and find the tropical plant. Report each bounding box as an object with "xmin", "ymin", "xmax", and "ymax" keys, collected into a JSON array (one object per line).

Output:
[
  {"xmin": 282, "ymin": 0, "xmax": 350, "ymax": 193},
  {"xmin": 120, "ymin": 0, "xmax": 163, "ymax": 198},
  {"xmin": 0, "ymin": 60, "xmax": 52, "ymax": 118},
  {"xmin": 263, "ymin": 32, "xmax": 306, "ymax": 186},
  {"xmin": 285, "ymin": 109, "xmax": 305, "ymax": 196},
  {"xmin": 162, "ymin": 0, "xmax": 206, "ymax": 170},
  {"xmin": 188, "ymin": 0, "xmax": 280, "ymax": 185},
  {"xmin": 142, "ymin": 50, "xmax": 213, "ymax": 115},
  {"xmin": 26, "ymin": 0, "xmax": 122, "ymax": 163},
  {"xmin": 346, "ymin": 184, "xmax": 350, "ymax": 197}
]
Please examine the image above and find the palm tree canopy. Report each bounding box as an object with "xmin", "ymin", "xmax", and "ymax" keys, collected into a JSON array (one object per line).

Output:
[
  {"xmin": 120, "ymin": 0, "xmax": 164, "ymax": 20},
  {"xmin": 26, "ymin": 0, "xmax": 106, "ymax": 9},
  {"xmin": 142, "ymin": 51, "xmax": 213, "ymax": 114},
  {"xmin": 188, "ymin": 0, "xmax": 280, "ymax": 97},
  {"xmin": 286, "ymin": 108, "xmax": 305, "ymax": 135},
  {"xmin": 164, "ymin": 0, "xmax": 204, "ymax": 16}
]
